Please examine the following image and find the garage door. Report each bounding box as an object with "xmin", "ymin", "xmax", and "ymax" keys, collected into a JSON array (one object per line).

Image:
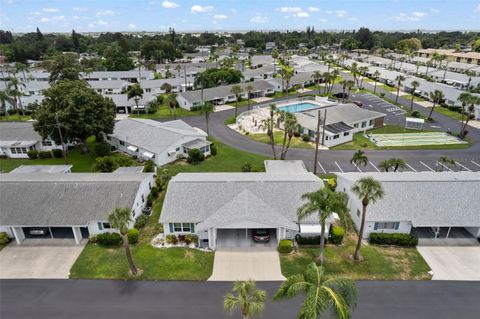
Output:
[{"xmin": 23, "ymin": 227, "xmax": 74, "ymax": 239}]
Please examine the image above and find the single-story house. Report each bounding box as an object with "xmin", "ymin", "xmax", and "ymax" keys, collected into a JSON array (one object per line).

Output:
[
  {"xmin": 336, "ymin": 172, "xmax": 480, "ymax": 239},
  {"xmin": 266, "ymin": 72, "xmax": 315, "ymax": 92},
  {"xmin": 109, "ymin": 93, "xmax": 157, "ymax": 114},
  {"xmin": 88, "ymin": 80, "xmax": 128, "ymax": 95},
  {"xmin": 0, "ymin": 172, "xmax": 154, "ymax": 244},
  {"xmin": 0, "ymin": 122, "xmax": 62, "ymax": 158},
  {"xmin": 106, "ymin": 118, "xmax": 211, "ymax": 166},
  {"xmin": 160, "ymin": 160, "xmax": 335, "ymax": 250},
  {"xmin": 81, "ymin": 70, "xmax": 154, "ymax": 83},
  {"xmin": 9, "ymin": 165, "xmax": 72, "ymax": 174}
]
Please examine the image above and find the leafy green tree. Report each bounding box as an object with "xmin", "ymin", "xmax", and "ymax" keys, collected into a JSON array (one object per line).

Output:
[
  {"xmin": 351, "ymin": 177, "xmax": 384, "ymax": 261},
  {"xmin": 166, "ymin": 93, "xmax": 178, "ymax": 119},
  {"xmin": 311, "ymin": 71, "xmax": 323, "ymax": 95},
  {"xmin": 102, "ymin": 44, "xmax": 134, "ymax": 71},
  {"xmin": 224, "ymin": 280, "xmax": 266, "ymax": 319},
  {"xmin": 108, "ymin": 207, "xmax": 138, "ymax": 276},
  {"xmin": 0, "ymin": 89, "xmax": 14, "ymax": 118},
  {"xmin": 274, "ymin": 262, "xmax": 357, "ymax": 319},
  {"xmin": 71, "ymin": 29, "xmax": 80, "ymax": 52},
  {"xmin": 127, "ymin": 83, "xmax": 144, "ymax": 116},
  {"xmin": 7, "ymin": 77, "xmax": 26, "ymax": 115},
  {"xmin": 427, "ymin": 90, "xmax": 445, "ymax": 120},
  {"xmin": 161, "ymin": 83, "xmax": 173, "ymax": 94},
  {"xmin": 297, "ymin": 188, "xmax": 349, "ymax": 264},
  {"xmin": 44, "ymin": 53, "xmax": 80, "ymax": 83},
  {"xmin": 457, "ymin": 92, "xmax": 479, "ymax": 137},
  {"xmin": 230, "ymin": 85, "xmax": 243, "ymax": 118},
  {"xmin": 32, "ymin": 80, "xmax": 115, "ymax": 153}
]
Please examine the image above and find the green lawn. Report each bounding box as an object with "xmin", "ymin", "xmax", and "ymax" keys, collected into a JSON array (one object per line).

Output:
[
  {"xmin": 246, "ymin": 131, "xmax": 314, "ymax": 149},
  {"xmin": 268, "ymin": 90, "xmax": 298, "ymax": 99},
  {"xmin": 129, "ymin": 104, "xmax": 201, "ymax": 119},
  {"xmin": 280, "ymin": 235, "xmax": 431, "ymax": 280},
  {"xmin": 379, "ymin": 84, "xmax": 397, "ymax": 92},
  {"xmin": 400, "ymin": 94, "xmax": 428, "ymax": 102},
  {"xmin": 0, "ymin": 114, "xmax": 32, "ymax": 121},
  {"xmin": 226, "ymin": 99, "xmax": 257, "ymax": 108},
  {"xmin": 434, "ymin": 106, "xmax": 464, "ymax": 121}
]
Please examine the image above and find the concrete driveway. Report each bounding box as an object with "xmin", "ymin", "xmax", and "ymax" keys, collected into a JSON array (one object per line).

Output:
[
  {"xmin": 0, "ymin": 241, "xmax": 85, "ymax": 279},
  {"xmin": 417, "ymin": 246, "xmax": 480, "ymax": 280},
  {"xmin": 208, "ymin": 247, "xmax": 285, "ymax": 281}
]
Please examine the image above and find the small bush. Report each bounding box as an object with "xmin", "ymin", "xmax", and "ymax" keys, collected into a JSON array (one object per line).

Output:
[
  {"xmin": 210, "ymin": 144, "xmax": 217, "ymax": 156},
  {"xmin": 178, "ymin": 234, "xmax": 186, "ymax": 243},
  {"xmin": 301, "ymin": 134, "xmax": 311, "ymax": 142},
  {"xmin": 185, "ymin": 234, "xmax": 198, "ymax": 245},
  {"xmin": 369, "ymin": 233, "xmax": 418, "ymax": 247},
  {"xmin": 127, "ymin": 228, "xmax": 139, "ymax": 245},
  {"xmin": 89, "ymin": 235, "xmax": 98, "ymax": 243},
  {"xmin": 143, "ymin": 160, "xmax": 155, "ymax": 173},
  {"xmin": 440, "ymin": 102, "xmax": 449, "ymax": 108},
  {"xmin": 166, "ymin": 234, "xmax": 178, "ymax": 245},
  {"xmin": 326, "ymin": 178, "xmax": 337, "ymax": 191},
  {"xmin": 134, "ymin": 214, "xmax": 149, "ymax": 229},
  {"xmin": 96, "ymin": 232, "xmax": 123, "ymax": 247},
  {"xmin": 187, "ymin": 148, "xmax": 205, "ymax": 164},
  {"xmin": 0, "ymin": 232, "xmax": 11, "ymax": 245},
  {"xmin": 242, "ymin": 162, "xmax": 252, "ymax": 172},
  {"xmin": 330, "ymin": 226, "xmax": 345, "ymax": 245},
  {"xmin": 146, "ymin": 193, "xmax": 155, "ymax": 207},
  {"xmin": 296, "ymin": 235, "xmax": 325, "ymax": 246},
  {"xmin": 95, "ymin": 156, "xmax": 117, "ymax": 172},
  {"xmin": 278, "ymin": 239, "xmax": 293, "ymax": 253},
  {"xmin": 94, "ymin": 142, "xmax": 112, "ymax": 157},
  {"xmin": 38, "ymin": 151, "xmax": 52, "ymax": 159},
  {"xmin": 27, "ymin": 149, "xmax": 38, "ymax": 159},
  {"xmin": 52, "ymin": 149, "xmax": 63, "ymax": 158},
  {"xmin": 411, "ymin": 110, "xmax": 421, "ymax": 118},
  {"xmin": 150, "ymin": 186, "xmax": 160, "ymax": 198},
  {"xmin": 448, "ymin": 105, "xmax": 461, "ymax": 112}
]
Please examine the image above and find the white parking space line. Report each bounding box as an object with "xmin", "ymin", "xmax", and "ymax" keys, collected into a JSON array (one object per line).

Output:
[
  {"xmin": 419, "ymin": 161, "xmax": 435, "ymax": 172},
  {"xmin": 334, "ymin": 161, "xmax": 344, "ymax": 173},
  {"xmin": 405, "ymin": 163, "xmax": 417, "ymax": 172},
  {"xmin": 471, "ymin": 160, "xmax": 480, "ymax": 168},
  {"xmin": 352, "ymin": 162, "xmax": 362, "ymax": 172},
  {"xmin": 369, "ymin": 161, "xmax": 380, "ymax": 172},
  {"xmin": 436, "ymin": 161, "xmax": 453, "ymax": 172},
  {"xmin": 317, "ymin": 161, "xmax": 326, "ymax": 174},
  {"xmin": 455, "ymin": 162, "xmax": 471, "ymax": 172}
]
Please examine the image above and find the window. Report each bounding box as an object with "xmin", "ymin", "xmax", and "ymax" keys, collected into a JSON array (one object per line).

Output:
[
  {"xmin": 183, "ymin": 147, "xmax": 188, "ymax": 154},
  {"xmin": 146, "ymin": 88, "xmax": 151, "ymax": 92},
  {"xmin": 10, "ymin": 148, "xmax": 16, "ymax": 154},
  {"xmin": 369, "ymin": 120, "xmax": 374, "ymax": 126},
  {"xmin": 343, "ymin": 132, "xmax": 350, "ymax": 136},
  {"xmin": 119, "ymin": 141, "xmax": 125, "ymax": 146},
  {"xmin": 354, "ymin": 123, "xmax": 359, "ymax": 128},
  {"xmin": 333, "ymin": 134, "xmax": 339, "ymax": 139},
  {"xmin": 182, "ymin": 223, "xmax": 191, "ymax": 232},
  {"xmin": 103, "ymin": 223, "xmax": 111, "ymax": 229},
  {"xmin": 356, "ymin": 209, "xmax": 361, "ymax": 217},
  {"xmin": 149, "ymin": 182, "xmax": 152, "ymax": 189},
  {"xmin": 42, "ymin": 140, "xmax": 53, "ymax": 146},
  {"xmin": 141, "ymin": 195, "xmax": 145, "ymax": 203},
  {"xmin": 361, "ymin": 121, "xmax": 367, "ymax": 128},
  {"xmin": 172, "ymin": 223, "xmax": 193, "ymax": 233},
  {"xmin": 176, "ymin": 147, "xmax": 180, "ymax": 151},
  {"xmin": 374, "ymin": 222, "xmax": 399, "ymax": 230},
  {"xmin": 173, "ymin": 223, "xmax": 182, "ymax": 232}
]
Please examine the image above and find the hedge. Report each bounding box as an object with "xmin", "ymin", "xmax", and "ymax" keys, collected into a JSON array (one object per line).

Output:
[
  {"xmin": 278, "ymin": 239, "xmax": 293, "ymax": 253},
  {"xmin": 296, "ymin": 235, "xmax": 325, "ymax": 246},
  {"xmin": 330, "ymin": 226, "xmax": 345, "ymax": 245},
  {"xmin": 0, "ymin": 232, "xmax": 11, "ymax": 245},
  {"xmin": 369, "ymin": 233, "xmax": 418, "ymax": 247},
  {"xmin": 95, "ymin": 232, "xmax": 123, "ymax": 247},
  {"xmin": 127, "ymin": 228, "xmax": 139, "ymax": 245}
]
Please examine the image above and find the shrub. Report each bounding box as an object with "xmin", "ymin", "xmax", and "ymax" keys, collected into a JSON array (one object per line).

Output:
[
  {"xmin": 178, "ymin": 234, "xmax": 186, "ymax": 243},
  {"xmin": 143, "ymin": 160, "xmax": 155, "ymax": 173},
  {"xmin": 95, "ymin": 156, "xmax": 117, "ymax": 172},
  {"xmin": 166, "ymin": 234, "xmax": 178, "ymax": 245},
  {"xmin": 52, "ymin": 149, "xmax": 63, "ymax": 158},
  {"xmin": 185, "ymin": 234, "xmax": 198, "ymax": 245},
  {"xmin": 94, "ymin": 142, "xmax": 112, "ymax": 157},
  {"xmin": 0, "ymin": 232, "xmax": 11, "ymax": 245},
  {"xmin": 327, "ymin": 178, "xmax": 337, "ymax": 191},
  {"xmin": 146, "ymin": 193, "xmax": 155, "ymax": 207},
  {"xmin": 89, "ymin": 235, "xmax": 98, "ymax": 243},
  {"xmin": 150, "ymin": 186, "xmax": 160, "ymax": 198},
  {"xmin": 242, "ymin": 162, "xmax": 252, "ymax": 172},
  {"xmin": 301, "ymin": 133, "xmax": 311, "ymax": 142},
  {"xmin": 440, "ymin": 102, "xmax": 448, "ymax": 108},
  {"xmin": 134, "ymin": 214, "xmax": 149, "ymax": 229},
  {"xmin": 127, "ymin": 228, "xmax": 139, "ymax": 245},
  {"xmin": 187, "ymin": 148, "xmax": 205, "ymax": 163},
  {"xmin": 411, "ymin": 110, "xmax": 421, "ymax": 118},
  {"xmin": 330, "ymin": 226, "xmax": 345, "ymax": 245},
  {"xmin": 96, "ymin": 232, "xmax": 123, "ymax": 247},
  {"xmin": 448, "ymin": 105, "xmax": 461, "ymax": 112},
  {"xmin": 278, "ymin": 239, "xmax": 293, "ymax": 253},
  {"xmin": 27, "ymin": 149, "xmax": 38, "ymax": 159},
  {"xmin": 38, "ymin": 151, "xmax": 52, "ymax": 159},
  {"xmin": 296, "ymin": 235, "xmax": 325, "ymax": 246},
  {"xmin": 210, "ymin": 144, "xmax": 217, "ymax": 156},
  {"xmin": 369, "ymin": 233, "xmax": 418, "ymax": 247}
]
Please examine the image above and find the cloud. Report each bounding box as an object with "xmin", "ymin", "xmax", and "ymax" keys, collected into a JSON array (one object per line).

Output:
[
  {"xmin": 308, "ymin": 7, "xmax": 320, "ymax": 12},
  {"xmin": 191, "ymin": 5, "xmax": 214, "ymax": 13},
  {"xmin": 162, "ymin": 1, "xmax": 179, "ymax": 9},
  {"xmin": 214, "ymin": 14, "xmax": 228, "ymax": 20},
  {"xmin": 73, "ymin": 15, "xmax": 80, "ymax": 19},
  {"xmin": 429, "ymin": 8, "xmax": 440, "ymax": 14},
  {"xmin": 39, "ymin": 17, "xmax": 51, "ymax": 23},
  {"xmin": 392, "ymin": 11, "xmax": 427, "ymax": 21},
  {"xmin": 128, "ymin": 23, "xmax": 136, "ymax": 29},
  {"xmin": 73, "ymin": 7, "xmax": 88, "ymax": 12},
  {"xmin": 42, "ymin": 8, "xmax": 59, "ymax": 13},
  {"xmin": 475, "ymin": 3, "xmax": 480, "ymax": 13},
  {"xmin": 39, "ymin": 15, "xmax": 65, "ymax": 23},
  {"xmin": 296, "ymin": 12, "xmax": 309, "ymax": 18},
  {"xmin": 319, "ymin": 18, "xmax": 327, "ymax": 23},
  {"xmin": 250, "ymin": 16, "xmax": 269, "ymax": 23},
  {"xmin": 97, "ymin": 19, "xmax": 108, "ymax": 26},
  {"xmin": 278, "ymin": 6, "xmax": 309, "ymax": 18},
  {"xmin": 95, "ymin": 9, "xmax": 114, "ymax": 17},
  {"xmin": 335, "ymin": 10, "xmax": 347, "ymax": 17}
]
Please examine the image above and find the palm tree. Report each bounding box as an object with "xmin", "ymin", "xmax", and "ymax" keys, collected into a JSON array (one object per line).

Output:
[
  {"xmin": 311, "ymin": 71, "xmax": 323, "ymax": 95},
  {"xmin": 372, "ymin": 70, "xmax": 380, "ymax": 94},
  {"xmin": 200, "ymin": 101, "xmax": 215, "ymax": 136},
  {"xmin": 297, "ymin": 188, "xmax": 349, "ymax": 264},
  {"xmin": 194, "ymin": 72, "xmax": 211, "ymax": 106},
  {"xmin": 274, "ymin": 262, "xmax": 357, "ymax": 319},
  {"xmin": 127, "ymin": 83, "xmax": 144, "ymax": 115},
  {"xmin": 351, "ymin": 177, "xmax": 384, "ymax": 261},
  {"xmin": 230, "ymin": 85, "xmax": 243, "ymax": 119},
  {"xmin": 358, "ymin": 66, "xmax": 368, "ymax": 89},
  {"xmin": 350, "ymin": 150, "xmax": 368, "ymax": 168},
  {"xmin": 425, "ymin": 60, "xmax": 432, "ymax": 76},
  {"xmin": 283, "ymin": 66, "xmax": 294, "ymax": 100},
  {"xmin": 259, "ymin": 104, "xmax": 277, "ymax": 159},
  {"xmin": 379, "ymin": 158, "xmax": 406, "ymax": 172},
  {"xmin": 457, "ymin": 93, "xmax": 479, "ymax": 138},
  {"xmin": 108, "ymin": 207, "xmax": 138, "ymax": 276},
  {"xmin": 409, "ymin": 80, "xmax": 420, "ymax": 112},
  {"xmin": 15, "ymin": 63, "xmax": 28, "ymax": 82},
  {"xmin": 345, "ymin": 80, "xmax": 355, "ymax": 103},
  {"xmin": 160, "ymin": 82, "xmax": 173, "ymax": 94},
  {"xmin": 166, "ymin": 93, "xmax": 178, "ymax": 119},
  {"xmin": 175, "ymin": 64, "xmax": 182, "ymax": 77},
  {"xmin": 0, "ymin": 89, "xmax": 13, "ymax": 119},
  {"xmin": 224, "ymin": 280, "xmax": 266, "ymax": 319},
  {"xmin": 394, "ymin": 75, "xmax": 406, "ymax": 103},
  {"xmin": 427, "ymin": 90, "xmax": 445, "ymax": 120},
  {"xmin": 464, "ymin": 70, "xmax": 474, "ymax": 91},
  {"xmin": 245, "ymin": 84, "xmax": 254, "ymax": 111},
  {"xmin": 7, "ymin": 76, "xmax": 26, "ymax": 115},
  {"xmin": 339, "ymin": 79, "xmax": 347, "ymax": 103},
  {"xmin": 280, "ymin": 112, "xmax": 299, "ymax": 160},
  {"xmin": 437, "ymin": 156, "xmax": 456, "ymax": 171}
]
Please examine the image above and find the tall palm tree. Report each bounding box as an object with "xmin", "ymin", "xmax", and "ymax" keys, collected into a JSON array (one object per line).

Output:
[
  {"xmin": 108, "ymin": 207, "xmax": 138, "ymax": 276},
  {"xmin": 160, "ymin": 82, "xmax": 173, "ymax": 94},
  {"xmin": 464, "ymin": 70, "xmax": 474, "ymax": 91},
  {"xmin": 457, "ymin": 93, "xmax": 479, "ymax": 137},
  {"xmin": 427, "ymin": 90, "xmax": 445, "ymax": 120},
  {"xmin": 194, "ymin": 72, "xmax": 211, "ymax": 106},
  {"xmin": 7, "ymin": 76, "xmax": 26, "ymax": 115},
  {"xmin": 245, "ymin": 84, "xmax": 254, "ymax": 111},
  {"xmin": 358, "ymin": 66, "xmax": 368, "ymax": 89},
  {"xmin": 425, "ymin": 60, "xmax": 432, "ymax": 76},
  {"xmin": 351, "ymin": 177, "xmax": 384, "ymax": 261},
  {"xmin": 283, "ymin": 66, "xmax": 294, "ymax": 100},
  {"xmin": 311, "ymin": 71, "xmax": 323, "ymax": 95},
  {"xmin": 200, "ymin": 101, "xmax": 215, "ymax": 136},
  {"xmin": 15, "ymin": 63, "xmax": 28, "ymax": 82},
  {"xmin": 379, "ymin": 158, "xmax": 406, "ymax": 172},
  {"xmin": 0, "ymin": 89, "xmax": 13, "ymax": 119},
  {"xmin": 274, "ymin": 262, "xmax": 357, "ymax": 319},
  {"xmin": 175, "ymin": 64, "xmax": 182, "ymax": 77},
  {"xmin": 259, "ymin": 104, "xmax": 277, "ymax": 159},
  {"xmin": 409, "ymin": 80, "xmax": 420, "ymax": 112},
  {"xmin": 297, "ymin": 188, "xmax": 349, "ymax": 264},
  {"xmin": 166, "ymin": 93, "xmax": 178, "ymax": 120},
  {"xmin": 127, "ymin": 83, "xmax": 144, "ymax": 115},
  {"xmin": 280, "ymin": 112, "xmax": 299, "ymax": 160},
  {"xmin": 394, "ymin": 75, "xmax": 406, "ymax": 103},
  {"xmin": 350, "ymin": 150, "xmax": 368, "ymax": 168},
  {"xmin": 230, "ymin": 85, "xmax": 243, "ymax": 119},
  {"xmin": 339, "ymin": 79, "xmax": 348, "ymax": 103},
  {"xmin": 372, "ymin": 70, "xmax": 380, "ymax": 94},
  {"xmin": 224, "ymin": 280, "xmax": 266, "ymax": 319},
  {"xmin": 345, "ymin": 80, "xmax": 355, "ymax": 102}
]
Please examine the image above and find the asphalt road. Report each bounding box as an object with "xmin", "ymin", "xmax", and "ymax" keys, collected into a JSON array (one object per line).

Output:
[{"xmin": 1, "ymin": 279, "xmax": 480, "ymax": 319}]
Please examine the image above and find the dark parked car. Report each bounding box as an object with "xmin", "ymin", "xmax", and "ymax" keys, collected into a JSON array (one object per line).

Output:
[
  {"xmin": 252, "ymin": 229, "xmax": 270, "ymax": 242},
  {"xmin": 29, "ymin": 227, "xmax": 48, "ymax": 236},
  {"xmin": 353, "ymin": 101, "xmax": 363, "ymax": 107},
  {"xmin": 332, "ymin": 92, "xmax": 348, "ymax": 99}
]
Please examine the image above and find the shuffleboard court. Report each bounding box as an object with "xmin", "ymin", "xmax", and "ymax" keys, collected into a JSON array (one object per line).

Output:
[{"xmin": 367, "ymin": 132, "xmax": 468, "ymax": 147}]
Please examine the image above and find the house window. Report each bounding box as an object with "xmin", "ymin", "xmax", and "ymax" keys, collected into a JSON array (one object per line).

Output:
[
  {"xmin": 141, "ymin": 195, "xmax": 145, "ymax": 203},
  {"xmin": 119, "ymin": 141, "xmax": 125, "ymax": 146},
  {"xmin": 182, "ymin": 223, "xmax": 191, "ymax": 232},
  {"xmin": 369, "ymin": 120, "xmax": 374, "ymax": 126},
  {"xmin": 361, "ymin": 121, "xmax": 367, "ymax": 128},
  {"xmin": 333, "ymin": 135, "xmax": 339, "ymax": 139},
  {"xmin": 374, "ymin": 222, "xmax": 400, "ymax": 230},
  {"xmin": 103, "ymin": 223, "xmax": 111, "ymax": 229},
  {"xmin": 42, "ymin": 140, "xmax": 53, "ymax": 146},
  {"xmin": 356, "ymin": 209, "xmax": 361, "ymax": 217},
  {"xmin": 343, "ymin": 132, "xmax": 350, "ymax": 136},
  {"xmin": 354, "ymin": 123, "xmax": 359, "ymax": 128},
  {"xmin": 176, "ymin": 147, "xmax": 180, "ymax": 151},
  {"xmin": 173, "ymin": 223, "xmax": 182, "ymax": 232},
  {"xmin": 10, "ymin": 148, "xmax": 16, "ymax": 154},
  {"xmin": 149, "ymin": 182, "xmax": 152, "ymax": 189},
  {"xmin": 146, "ymin": 88, "xmax": 151, "ymax": 92}
]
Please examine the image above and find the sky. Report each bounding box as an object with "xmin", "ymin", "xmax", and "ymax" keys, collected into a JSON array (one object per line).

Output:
[{"xmin": 1, "ymin": 0, "xmax": 480, "ymax": 33}]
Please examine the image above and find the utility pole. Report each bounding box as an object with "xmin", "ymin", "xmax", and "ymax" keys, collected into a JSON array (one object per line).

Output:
[
  {"xmin": 321, "ymin": 109, "xmax": 327, "ymax": 146},
  {"xmin": 313, "ymin": 109, "xmax": 322, "ymax": 175},
  {"xmin": 55, "ymin": 113, "xmax": 68, "ymax": 164},
  {"xmin": 184, "ymin": 65, "xmax": 187, "ymax": 92}
]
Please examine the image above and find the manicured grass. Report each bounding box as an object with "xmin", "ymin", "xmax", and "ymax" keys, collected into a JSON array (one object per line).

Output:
[
  {"xmin": 400, "ymin": 94, "xmax": 428, "ymax": 102},
  {"xmin": 434, "ymin": 106, "xmax": 464, "ymax": 121},
  {"xmin": 268, "ymin": 90, "xmax": 298, "ymax": 99},
  {"xmin": 246, "ymin": 131, "xmax": 314, "ymax": 149},
  {"xmin": 129, "ymin": 103, "xmax": 201, "ymax": 119},
  {"xmin": 224, "ymin": 115, "xmax": 236, "ymax": 125},
  {"xmin": 0, "ymin": 114, "xmax": 32, "ymax": 121},
  {"xmin": 280, "ymin": 235, "xmax": 431, "ymax": 280},
  {"xmin": 226, "ymin": 99, "xmax": 257, "ymax": 108},
  {"xmin": 379, "ymin": 84, "xmax": 397, "ymax": 92}
]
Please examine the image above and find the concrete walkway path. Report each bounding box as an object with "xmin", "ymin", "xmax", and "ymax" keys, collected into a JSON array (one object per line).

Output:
[{"xmin": 208, "ymin": 247, "xmax": 285, "ymax": 281}]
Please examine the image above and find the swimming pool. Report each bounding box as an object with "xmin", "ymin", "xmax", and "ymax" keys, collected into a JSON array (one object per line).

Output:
[{"xmin": 278, "ymin": 102, "xmax": 321, "ymax": 113}]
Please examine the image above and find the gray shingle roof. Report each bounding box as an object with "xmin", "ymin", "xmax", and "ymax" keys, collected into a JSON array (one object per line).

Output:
[
  {"xmin": 0, "ymin": 173, "xmax": 153, "ymax": 226},
  {"xmin": 0, "ymin": 122, "xmax": 42, "ymax": 142},
  {"xmin": 9, "ymin": 165, "xmax": 72, "ymax": 174},
  {"xmin": 325, "ymin": 122, "xmax": 353, "ymax": 134},
  {"xmin": 264, "ymin": 160, "xmax": 307, "ymax": 174},
  {"xmin": 337, "ymin": 172, "xmax": 480, "ymax": 227}
]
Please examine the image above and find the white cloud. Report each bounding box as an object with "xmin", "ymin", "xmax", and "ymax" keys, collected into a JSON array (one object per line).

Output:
[
  {"xmin": 39, "ymin": 15, "xmax": 65, "ymax": 23},
  {"xmin": 250, "ymin": 16, "xmax": 269, "ymax": 23},
  {"xmin": 392, "ymin": 11, "xmax": 427, "ymax": 21},
  {"xmin": 73, "ymin": 7, "xmax": 88, "ymax": 12},
  {"xmin": 128, "ymin": 23, "xmax": 136, "ymax": 29},
  {"xmin": 319, "ymin": 18, "xmax": 327, "ymax": 23},
  {"xmin": 429, "ymin": 8, "xmax": 440, "ymax": 14},
  {"xmin": 97, "ymin": 19, "xmax": 108, "ymax": 26},
  {"xmin": 278, "ymin": 6, "xmax": 309, "ymax": 18},
  {"xmin": 42, "ymin": 8, "xmax": 59, "ymax": 13},
  {"xmin": 325, "ymin": 10, "xmax": 333, "ymax": 14},
  {"xmin": 191, "ymin": 5, "xmax": 214, "ymax": 13},
  {"xmin": 95, "ymin": 9, "xmax": 114, "ymax": 17},
  {"xmin": 73, "ymin": 15, "xmax": 80, "ymax": 19},
  {"xmin": 412, "ymin": 11, "xmax": 427, "ymax": 18},
  {"xmin": 214, "ymin": 14, "xmax": 228, "ymax": 20},
  {"xmin": 162, "ymin": 1, "xmax": 179, "ymax": 9},
  {"xmin": 39, "ymin": 17, "xmax": 51, "ymax": 23},
  {"xmin": 335, "ymin": 10, "xmax": 347, "ymax": 17},
  {"xmin": 308, "ymin": 7, "xmax": 320, "ymax": 12},
  {"xmin": 474, "ymin": 3, "xmax": 480, "ymax": 13},
  {"xmin": 230, "ymin": 9, "xmax": 238, "ymax": 13}
]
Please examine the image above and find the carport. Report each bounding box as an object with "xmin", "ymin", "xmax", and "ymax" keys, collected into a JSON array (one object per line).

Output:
[
  {"xmin": 216, "ymin": 228, "xmax": 278, "ymax": 248},
  {"xmin": 9, "ymin": 226, "xmax": 89, "ymax": 245}
]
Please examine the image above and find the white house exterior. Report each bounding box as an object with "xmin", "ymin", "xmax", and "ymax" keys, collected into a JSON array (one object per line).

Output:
[
  {"xmin": 106, "ymin": 118, "xmax": 211, "ymax": 166},
  {"xmin": 0, "ymin": 122, "xmax": 62, "ymax": 158},
  {"xmin": 0, "ymin": 173, "xmax": 154, "ymax": 244},
  {"xmin": 160, "ymin": 161, "xmax": 335, "ymax": 250},
  {"xmin": 336, "ymin": 172, "xmax": 480, "ymax": 239}
]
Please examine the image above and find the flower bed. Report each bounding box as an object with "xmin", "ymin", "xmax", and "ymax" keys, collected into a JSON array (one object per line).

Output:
[{"xmin": 151, "ymin": 233, "xmax": 210, "ymax": 251}]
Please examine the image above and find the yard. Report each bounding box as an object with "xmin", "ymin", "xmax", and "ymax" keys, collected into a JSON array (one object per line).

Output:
[
  {"xmin": 246, "ymin": 131, "xmax": 314, "ymax": 149},
  {"xmin": 280, "ymin": 234, "xmax": 431, "ymax": 280},
  {"xmin": 434, "ymin": 106, "xmax": 465, "ymax": 121},
  {"xmin": 0, "ymin": 114, "xmax": 32, "ymax": 121},
  {"xmin": 129, "ymin": 103, "xmax": 201, "ymax": 119},
  {"xmin": 226, "ymin": 99, "xmax": 257, "ymax": 108}
]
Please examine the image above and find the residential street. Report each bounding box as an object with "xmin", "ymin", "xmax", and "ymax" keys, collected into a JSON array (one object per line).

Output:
[{"xmin": 1, "ymin": 280, "xmax": 480, "ymax": 319}]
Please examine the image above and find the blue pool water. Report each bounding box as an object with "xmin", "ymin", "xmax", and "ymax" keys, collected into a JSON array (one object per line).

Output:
[{"xmin": 278, "ymin": 102, "xmax": 320, "ymax": 113}]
